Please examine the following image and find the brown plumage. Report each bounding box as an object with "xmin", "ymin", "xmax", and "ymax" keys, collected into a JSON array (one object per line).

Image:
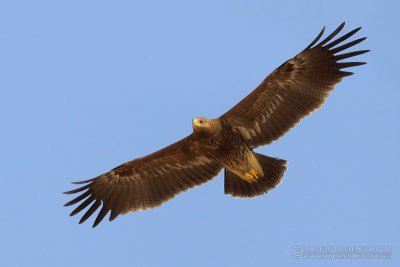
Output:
[{"xmin": 64, "ymin": 23, "xmax": 368, "ymax": 227}]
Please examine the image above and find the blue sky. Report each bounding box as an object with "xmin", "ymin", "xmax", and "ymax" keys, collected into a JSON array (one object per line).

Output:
[{"xmin": 1, "ymin": 1, "xmax": 399, "ymax": 266}]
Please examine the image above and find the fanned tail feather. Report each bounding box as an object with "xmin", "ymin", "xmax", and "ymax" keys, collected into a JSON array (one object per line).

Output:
[{"xmin": 224, "ymin": 153, "xmax": 287, "ymax": 198}]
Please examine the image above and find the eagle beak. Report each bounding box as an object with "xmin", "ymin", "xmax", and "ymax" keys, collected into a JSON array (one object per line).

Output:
[
  {"xmin": 193, "ymin": 118, "xmax": 207, "ymax": 128},
  {"xmin": 193, "ymin": 118, "xmax": 203, "ymax": 127}
]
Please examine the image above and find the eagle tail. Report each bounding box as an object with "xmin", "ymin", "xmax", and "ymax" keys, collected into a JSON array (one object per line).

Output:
[{"xmin": 224, "ymin": 153, "xmax": 287, "ymax": 198}]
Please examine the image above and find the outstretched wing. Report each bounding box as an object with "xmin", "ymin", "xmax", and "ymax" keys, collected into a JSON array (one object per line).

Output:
[
  {"xmin": 221, "ymin": 22, "xmax": 369, "ymax": 148},
  {"xmin": 64, "ymin": 135, "xmax": 222, "ymax": 227}
]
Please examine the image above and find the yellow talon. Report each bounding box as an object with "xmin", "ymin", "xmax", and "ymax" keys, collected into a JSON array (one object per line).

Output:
[{"xmin": 244, "ymin": 169, "xmax": 259, "ymax": 182}]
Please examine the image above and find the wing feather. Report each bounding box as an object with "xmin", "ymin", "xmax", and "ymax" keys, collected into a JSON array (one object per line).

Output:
[
  {"xmin": 221, "ymin": 22, "xmax": 369, "ymax": 148},
  {"xmin": 64, "ymin": 135, "xmax": 222, "ymax": 227}
]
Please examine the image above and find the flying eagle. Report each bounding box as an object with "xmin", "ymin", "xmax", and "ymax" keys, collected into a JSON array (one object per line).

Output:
[{"xmin": 65, "ymin": 23, "xmax": 368, "ymax": 227}]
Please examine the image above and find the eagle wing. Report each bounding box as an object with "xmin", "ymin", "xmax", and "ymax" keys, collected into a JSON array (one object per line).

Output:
[
  {"xmin": 64, "ymin": 135, "xmax": 222, "ymax": 227},
  {"xmin": 221, "ymin": 23, "xmax": 368, "ymax": 148}
]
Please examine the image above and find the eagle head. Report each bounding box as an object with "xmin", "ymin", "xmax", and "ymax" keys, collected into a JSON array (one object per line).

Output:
[{"xmin": 192, "ymin": 117, "xmax": 221, "ymax": 136}]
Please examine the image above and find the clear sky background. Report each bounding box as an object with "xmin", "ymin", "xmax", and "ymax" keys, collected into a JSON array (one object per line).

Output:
[{"xmin": 1, "ymin": 1, "xmax": 399, "ymax": 266}]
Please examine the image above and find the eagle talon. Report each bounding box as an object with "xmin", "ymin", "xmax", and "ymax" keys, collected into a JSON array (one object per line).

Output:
[{"xmin": 244, "ymin": 169, "xmax": 259, "ymax": 182}]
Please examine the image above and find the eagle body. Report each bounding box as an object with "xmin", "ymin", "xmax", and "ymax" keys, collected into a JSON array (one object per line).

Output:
[
  {"xmin": 193, "ymin": 117, "xmax": 263, "ymax": 182},
  {"xmin": 65, "ymin": 23, "xmax": 368, "ymax": 227}
]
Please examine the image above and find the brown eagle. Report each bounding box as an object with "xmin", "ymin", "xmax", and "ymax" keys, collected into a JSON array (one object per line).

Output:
[{"xmin": 65, "ymin": 23, "xmax": 368, "ymax": 227}]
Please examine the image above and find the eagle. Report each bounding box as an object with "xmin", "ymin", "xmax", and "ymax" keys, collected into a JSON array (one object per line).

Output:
[{"xmin": 65, "ymin": 22, "xmax": 368, "ymax": 227}]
